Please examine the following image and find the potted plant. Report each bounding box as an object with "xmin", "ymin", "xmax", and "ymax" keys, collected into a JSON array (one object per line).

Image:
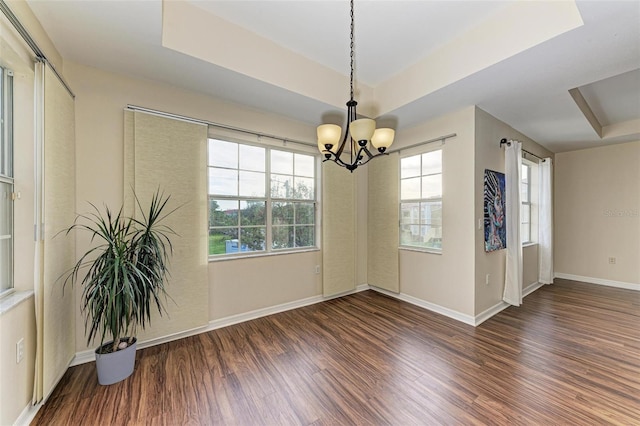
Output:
[{"xmin": 62, "ymin": 190, "xmax": 177, "ymax": 385}]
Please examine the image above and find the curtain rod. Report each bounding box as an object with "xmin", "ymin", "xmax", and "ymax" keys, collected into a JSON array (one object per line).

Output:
[
  {"xmin": 126, "ymin": 105, "xmax": 316, "ymax": 148},
  {"xmin": 387, "ymin": 133, "xmax": 457, "ymax": 154},
  {"xmin": 500, "ymin": 138, "xmax": 546, "ymax": 162},
  {"xmin": 0, "ymin": 0, "xmax": 75, "ymax": 98}
]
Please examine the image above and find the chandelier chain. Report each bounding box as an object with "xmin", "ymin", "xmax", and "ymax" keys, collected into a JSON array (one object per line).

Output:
[{"xmin": 350, "ymin": 0, "xmax": 354, "ymax": 101}]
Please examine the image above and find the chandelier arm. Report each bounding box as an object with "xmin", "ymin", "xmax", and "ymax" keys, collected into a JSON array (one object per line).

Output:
[
  {"xmin": 360, "ymin": 145, "xmax": 375, "ymax": 160},
  {"xmin": 356, "ymin": 152, "xmax": 388, "ymax": 167}
]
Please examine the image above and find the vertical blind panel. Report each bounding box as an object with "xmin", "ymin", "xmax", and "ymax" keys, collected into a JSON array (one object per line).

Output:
[
  {"xmin": 42, "ymin": 65, "xmax": 76, "ymax": 399},
  {"xmin": 124, "ymin": 110, "xmax": 209, "ymax": 340},
  {"xmin": 367, "ymin": 154, "xmax": 400, "ymax": 292},
  {"xmin": 322, "ymin": 163, "xmax": 356, "ymax": 297}
]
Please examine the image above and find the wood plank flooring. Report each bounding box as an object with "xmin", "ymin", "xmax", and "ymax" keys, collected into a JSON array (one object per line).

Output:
[{"xmin": 32, "ymin": 279, "xmax": 640, "ymax": 425}]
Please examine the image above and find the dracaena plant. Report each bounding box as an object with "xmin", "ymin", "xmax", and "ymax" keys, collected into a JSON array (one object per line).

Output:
[{"xmin": 62, "ymin": 190, "xmax": 177, "ymax": 354}]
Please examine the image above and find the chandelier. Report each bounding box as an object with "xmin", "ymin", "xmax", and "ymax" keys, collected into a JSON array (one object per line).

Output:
[{"xmin": 317, "ymin": 0, "xmax": 395, "ymax": 172}]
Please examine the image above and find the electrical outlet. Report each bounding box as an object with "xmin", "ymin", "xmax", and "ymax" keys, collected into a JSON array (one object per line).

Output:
[
  {"xmin": 609, "ymin": 257, "xmax": 616, "ymax": 264},
  {"xmin": 315, "ymin": 265, "xmax": 321, "ymax": 274},
  {"xmin": 16, "ymin": 338, "xmax": 24, "ymax": 364},
  {"xmin": 485, "ymin": 274, "xmax": 490, "ymax": 286}
]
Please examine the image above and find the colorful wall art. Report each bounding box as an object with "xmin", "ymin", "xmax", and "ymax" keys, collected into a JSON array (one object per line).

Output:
[{"xmin": 484, "ymin": 169, "xmax": 506, "ymax": 252}]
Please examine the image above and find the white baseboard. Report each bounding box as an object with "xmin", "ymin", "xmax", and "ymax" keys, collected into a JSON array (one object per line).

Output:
[
  {"xmin": 523, "ymin": 281, "xmax": 545, "ymax": 297},
  {"xmin": 14, "ymin": 401, "xmax": 42, "ymax": 426},
  {"xmin": 474, "ymin": 301, "xmax": 509, "ymax": 326},
  {"xmin": 368, "ymin": 285, "xmax": 476, "ymax": 326},
  {"xmin": 554, "ymin": 273, "xmax": 640, "ymax": 291},
  {"xmin": 474, "ymin": 281, "xmax": 545, "ymax": 325},
  {"xmin": 71, "ymin": 285, "xmax": 370, "ymax": 366}
]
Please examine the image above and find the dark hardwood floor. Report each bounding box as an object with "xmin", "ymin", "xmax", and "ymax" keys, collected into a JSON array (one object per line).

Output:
[{"xmin": 32, "ymin": 279, "xmax": 640, "ymax": 425}]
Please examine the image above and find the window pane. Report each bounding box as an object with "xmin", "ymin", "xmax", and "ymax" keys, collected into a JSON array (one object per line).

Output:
[
  {"xmin": 209, "ymin": 139, "xmax": 237, "ymax": 168},
  {"xmin": 293, "ymin": 176, "xmax": 314, "ymax": 200},
  {"xmin": 400, "ymin": 224, "xmax": 441, "ymax": 249},
  {"xmin": 294, "ymin": 154, "xmax": 315, "ymax": 177},
  {"xmin": 0, "ymin": 182, "xmax": 11, "ymax": 235},
  {"xmin": 521, "ymin": 223, "xmax": 530, "ymax": 243},
  {"xmin": 239, "ymin": 145, "xmax": 265, "ymax": 172},
  {"xmin": 209, "ymin": 167, "xmax": 237, "ymax": 196},
  {"xmin": 401, "ymin": 177, "xmax": 420, "ymax": 200},
  {"xmin": 240, "ymin": 201, "xmax": 265, "ymax": 226},
  {"xmin": 271, "ymin": 174, "xmax": 293, "ymax": 198},
  {"xmin": 239, "ymin": 170, "xmax": 265, "ymax": 197},
  {"xmin": 521, "ymin": 164, "xmax": 529, "ymax": 184},
  {"xmin": 521, "ymin": 203, "xmax": 530, "ymax": 223},
  {"xmin": 421, "ymin": 201, "xmax": 442, "ymax": 226},
  {"xmin": 240, "ymin": 227, "xmax": 265, "ymax": 252},
  {"xmin": 421, "ymin": 174, "xmax": 442, "ymax": 199},
  {"xmin": 0, "ymin": 237, "xmax": 12, "ymax": 292},
  {"xmin": 521, "ymin": 182, "xmax": 529, "ymax": 202},
  {"xmin": 401, "ymin": 155, "xmax": 420, "ymax": 178},
  {"xmin": 400, "ymin": 202, "xmax": 419, "ymax": 225},
  {"xmin": 210, "ymin": 199, "xmax": 238, "ymax": 227},
  {"xmin": 422, "ymin": 151, "xmax": 441, "ymax": 175},
  {"xmin": 295, "ymin": 203, "xmax": 315, "ymax": 225},
  {"xmin": 272, "ymin": 226, "xmax": 293, "ymax": 249},
  {"xmin": 272, "ymin": 202, "xmax": 293, "ymax": 225},
  {"xmin": 295, "ymin": 225, "xmax": 315, "ymax": 247},
  {"xmin": 209, "ymin": 228, "xmax": 238, "ymax": 255},
  {"xmin": 271, "ymin": 150, "xmax": 293, "ymax": 175}
]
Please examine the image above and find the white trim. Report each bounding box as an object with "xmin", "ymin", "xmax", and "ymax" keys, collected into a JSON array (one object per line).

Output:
[
  {"xmin": 554, "ymin": 273, "xmax": 640, "ymax": 291},
  {"xmin": 14, "ymin": 401, "xmax": 42, "ymax": 426},
  {"xmin": 474, "ymin": 301, "xmax": 509, "ymax": 326},
  {"xmin": 474, "ymin": 281, "xmax": 544, "ymax": 325},
  {"xmin": 71, "ymin": 285, "xmax": 370, "ymax": 366},
  {"xmin": 368, "ymin": 285, "xmax": 476, "ymax": 326}
]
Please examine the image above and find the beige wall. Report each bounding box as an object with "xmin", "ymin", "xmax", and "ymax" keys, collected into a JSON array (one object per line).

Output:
[
  {"xmin": 65, "ymin": 62, "xmax": 324, "ymax": 350},
  {"xmin": 394, "ymin": 106, "xmax": 477, "ymax": 316},
  {"xmin": 0, "ymin": 297, "xmax": 36, "ymax": 425},
  {"xmin": 474, "ymin": 107, "xmax": 553, "ymax": 314},
  {"xmin": 0, "ymin": 10, "xmax": 40, "ymax": 424},
  {"xmin": 555, "ymin": 142, "xmax": 640, "ymax": 285}
]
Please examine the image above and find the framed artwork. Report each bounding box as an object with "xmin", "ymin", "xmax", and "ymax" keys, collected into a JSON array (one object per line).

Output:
[{"xmin": 484, "ymin": 169, "xmax": 506, "ymax": 252}]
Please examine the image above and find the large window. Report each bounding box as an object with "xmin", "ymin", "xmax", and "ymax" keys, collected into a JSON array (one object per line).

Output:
[
  {"xmin": 400, "ymin": 149, "xmax": 442, "ymax": 251},
  {"xmin": 208, "ymin": 138, "xmax": 317, "ymax": 257},
  {"xmin": 0, "ymin": 67, "xmax": 14, "ymax": 295}
]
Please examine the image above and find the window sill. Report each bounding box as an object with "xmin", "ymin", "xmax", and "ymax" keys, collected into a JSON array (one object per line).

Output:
[
  {"xmin": 399, "ymin": 246, "xmax": 442, "ymax": 255},
  {"xmin": 0, "ymin": 290, "xmax": 34, "ymax": 316},
  {"xmin": 523, "ymin": 242, "xmax": 537, "ymax": 248},
  {"xmin": 209, "ymin": 247, "xmax": 321, "ymax": 262}
]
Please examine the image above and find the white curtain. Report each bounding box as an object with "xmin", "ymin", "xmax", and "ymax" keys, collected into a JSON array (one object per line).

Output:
[
  {"xmin": 503, "ymin": 141, "xmax": 523, "ymax": 306},
  {"xmin": 538, "ymin": 158, "xmax": 554, "ymax": 284}
]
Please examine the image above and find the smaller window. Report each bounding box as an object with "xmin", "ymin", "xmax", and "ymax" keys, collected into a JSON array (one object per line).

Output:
[
  {"xmin": 399, "ymin": 149, "xmax": 442, "ymax": 251},
  {"xmin": 521, "ymin": 162, "xmax": 531, "ymax": 244},
  {"xmin": 1, "ymin": 66, "xmax": 14, "ymax": 295}
]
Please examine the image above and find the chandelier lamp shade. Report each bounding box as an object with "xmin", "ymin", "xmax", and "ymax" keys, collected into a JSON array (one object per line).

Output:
[{"xmin": 317, "ymin": 0, "xmax": 395, "ymax": 172}]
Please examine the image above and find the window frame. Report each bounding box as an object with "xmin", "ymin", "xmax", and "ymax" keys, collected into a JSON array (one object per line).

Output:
[
  {"xmin": 521, "ymin": 160, "xmax": 532, "ymax": 245},
  {"xmin": 207, "ymin": 137, "xmax": 320, "ymax": 259},
  {"xmin": 398, "ymin": 147, "xmax": 443, "ymax": 253},
  {"xmin": 0, "ymin": 66, "xmax": 14, "ymax": 297}
]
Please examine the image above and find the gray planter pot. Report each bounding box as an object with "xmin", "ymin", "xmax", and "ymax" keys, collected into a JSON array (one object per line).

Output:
[{"xmin": 95, "ymin": 338, "xmax": 137, "ymax": 385}]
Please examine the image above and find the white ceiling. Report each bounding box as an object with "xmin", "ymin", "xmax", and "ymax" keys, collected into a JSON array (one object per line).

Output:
[{"xmin": 24, "ymin": 0, "xmax": 640, "ymax": 153}]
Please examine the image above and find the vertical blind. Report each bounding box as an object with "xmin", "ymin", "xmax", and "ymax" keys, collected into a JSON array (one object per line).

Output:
[
  {"xmin": 34, "ymin": 63, "xmax": 76, "ymax": 403},
  {"xmin": 124, "ymin": 110, "xmax": 209, "ymax": 340},
  {"xmin": 321, "ymin": 162, "xmax": 356, "ymax": 296},
  {"xmin": 367, "ymin": 153, "xmax": 400, "ymax": 292}
]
